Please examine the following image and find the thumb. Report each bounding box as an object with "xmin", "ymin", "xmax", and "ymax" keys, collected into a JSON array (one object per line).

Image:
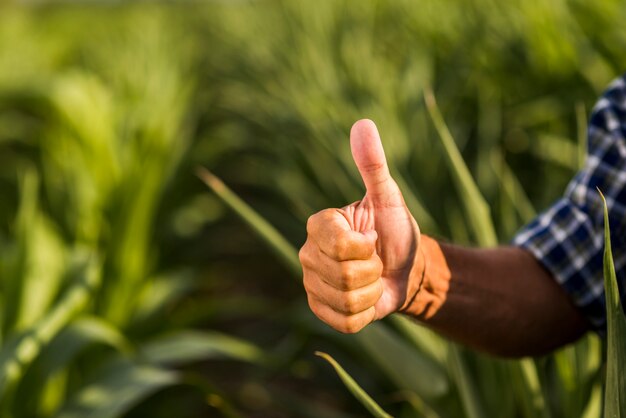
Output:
[{"xmin": 350, "ymin": 119, "xmax": 398, "ymax": 200}]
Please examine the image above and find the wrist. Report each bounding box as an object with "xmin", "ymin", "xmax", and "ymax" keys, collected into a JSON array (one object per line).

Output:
[{"xmin": 399, "ymin": 235, "xmax": 451, "ymax": 320}]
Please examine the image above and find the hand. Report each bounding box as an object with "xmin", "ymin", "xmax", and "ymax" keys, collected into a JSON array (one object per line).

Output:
[{"xmin": 299, "ymin": 119, "xmax": 422, "ymax": 333}]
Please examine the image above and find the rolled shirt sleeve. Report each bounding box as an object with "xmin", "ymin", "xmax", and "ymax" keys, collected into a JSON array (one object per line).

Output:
[{"xmin": 513, "ymin": 74, "xmax": 626, "ymax": 333}]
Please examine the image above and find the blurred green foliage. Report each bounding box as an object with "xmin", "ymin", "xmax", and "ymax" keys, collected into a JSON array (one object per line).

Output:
[{"xmin": 0, "ymin": 0, "xmax": 625, "ymax": 416}]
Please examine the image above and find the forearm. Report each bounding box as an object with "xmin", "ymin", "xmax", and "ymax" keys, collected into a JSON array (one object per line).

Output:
[{"xmin": 402, "ymin": 236, "xmax": 590, "ymax": 357}]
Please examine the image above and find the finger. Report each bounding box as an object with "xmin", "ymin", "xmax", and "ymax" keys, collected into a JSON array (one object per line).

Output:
[
  {"xmin": 350, "ymin": 119, "xmax": 399, "ymax": 202},
  {"xmin": 305, "ymin": 247, "xmax": 383, "ymax": 290},
  {"xmin": 307, "ymin": 295, "xmax": 376, "ymax": 334},
  {"xmin": 304, "ymin": 272, "xmax": 383, "ymax": 315},
  {"xmin": 306, "ymin": 209, "xmax": 377, "ymax": 261},
  {"xmin": 300, "ymin": 239, "xmax": 382, "ymax": 290}
]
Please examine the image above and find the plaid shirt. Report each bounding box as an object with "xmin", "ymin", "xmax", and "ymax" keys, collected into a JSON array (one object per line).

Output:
[{"xmin": 513, "ymin": 74, "xmax": 626, "ymax": 334}]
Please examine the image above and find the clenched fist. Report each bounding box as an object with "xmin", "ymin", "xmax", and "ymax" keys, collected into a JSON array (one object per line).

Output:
[{"xmin": 299, "ymin": 119, "xmax": 423, "ymax": 333}]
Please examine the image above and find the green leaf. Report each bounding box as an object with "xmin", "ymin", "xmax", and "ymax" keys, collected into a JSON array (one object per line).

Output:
[
  {"xmin": 354, "ymin": 321, "xmax": 449, "ymax": 401},
  {"xmin": 132, "ymin": 271, "xmax": 198, "ymax": 324},
  {"xmin": 197, "ymin": 167, "xmax": 301, "ymax": 277},
  {"xmin": 390, "ymin": 315, "xmax": 448, "ymax": 365},
  {"xmin": 55, "ymin": 359, "xmax": 179, "ymax": 418},
  {"xmin": 41, "ymin": 316, "xmax": 131, "ymax": 371},
  {"xmin": 448, "ymin": 346, "xmax": 486, "ymax": 418},
  {"xmin": 13, "ymin": 169, "xmax": 67, "ymax": 332},
  {"xmin": 490, "ymin": 152, "xmax": 536, "ymax": 224},
  {"xmin": 575, "ymin": 102, "xmax": 587, "ymax": 169},
  {"xmin": 14, "ymin": 316, "xmax": 131, "ymax": 417},
  {"xmin": 141, "ymin": 330, "xmax": 266, "ymax": 366},
  {"xmin": 315, "ymin": 351, "xmax": 392, "ymax": 418},
  {"xmin": 3, "ymin": 169, "xmax": 66, "ymax": 336},
  {"xmin": 423, "ymin": 88, "xmax": 497, "ymax": 247},
  {"xmin": 508, "ymin": 359, "xmax": 551, "ymax": 418},
  {"xmin": 599, "ymin": 190, "xmax": 626, "ymax": 417},
  {"xmin": 582, "ymin": 383, "xmax": 602, "ymax": 418},
  {"xmin": 0, "ymin": 255, "xmax": 101, "ymax": 399}
]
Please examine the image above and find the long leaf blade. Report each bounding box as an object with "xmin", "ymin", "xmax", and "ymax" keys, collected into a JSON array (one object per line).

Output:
[
  {"xmin": 423, "ymin": 88, "xmax": 497, "ymax": 247},
  {"xmin": 315, "ymin": 351, "xmax": 392, "ymax": 418},
  {"xmin": 599, "ymin": 190, "xmax": 626, "ymax": 417},
  {"xmin": 197, "ymin": 167, "xmax": 301, "ymax": 276},
  {"xmin": 448, "ymin": 346, "xmax": 486, "ymax": 418}
]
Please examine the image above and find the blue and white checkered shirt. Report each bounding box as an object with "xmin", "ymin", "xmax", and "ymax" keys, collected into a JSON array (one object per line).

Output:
[{"xmin": 513, "ymin": 74, "xmax": 626, "ymax": 334}]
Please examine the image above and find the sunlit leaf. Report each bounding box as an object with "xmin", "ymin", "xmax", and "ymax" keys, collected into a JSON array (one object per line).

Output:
[
  {"xmin": 0, "ymin": 256, "xmax": 101, "ymax": 399},
  {"xmin": 14, "ymin": 316, "xmax": 131, "ymax": 417}
]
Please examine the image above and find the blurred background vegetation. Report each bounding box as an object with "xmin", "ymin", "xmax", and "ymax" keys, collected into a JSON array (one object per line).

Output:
[{"xmin": 0, "ymin": 0, "xmax": 625, "ymax": 417}]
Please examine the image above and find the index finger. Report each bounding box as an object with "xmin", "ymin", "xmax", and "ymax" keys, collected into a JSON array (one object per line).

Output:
[{"xmin": 306, "ymin": 209, "xmax": 377, "ymax": 261}]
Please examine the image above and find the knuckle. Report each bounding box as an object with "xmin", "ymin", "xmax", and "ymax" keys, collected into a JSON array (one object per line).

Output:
[
  {"xmin": 320, "ymin": 208, "xmax": 337, "ymax": 220},
  {"xmin": 340, "ymin": 262, "xmax": 358, "ymax": 288},
  {"xmin": 302, "ymin": 275, "xmax": 324, "ymax": 300},
  {"xmin": 342, "ymin": 291, "xmax": 362, "ymax": 314},
  {"xmin": 305, "ymin": 213, "xmax": 318, "ymax": 235},
  {"xmin": 307, "ymin": 209, "xmax": 331, "ymax": 234},
  {"xmin": 299, "ymin": 241, "xmax": 320, "ymax": 269},
  {"xmin": 308, "ymin": 208, "xmax": 344, "ymax": 236},
  {"xmin": 301, "ymin": 271, "xmax": 313, "ymax": 291},
  {"xmin": 298, "ymin": 244, "xmax": 310, "ymax": 265},
  {"xmin": 307, "ymin": 296, "xmax": 322, "ymax": 317},
  {"xmin": 341, "ymin": 316, "xmax": 363, "ymax": 334},
  {"xmin": 332, "ymin": 235, "xmax": 349, "ymax": 260},
  {"xmin": 364, "ymin": 239, "xmax": 376, "ymax": 256}
]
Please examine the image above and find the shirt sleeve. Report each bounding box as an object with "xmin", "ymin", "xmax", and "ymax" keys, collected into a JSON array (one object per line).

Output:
[{"xmin": 513, "ymin": 74, "xmax": 626, "ymax": 334}]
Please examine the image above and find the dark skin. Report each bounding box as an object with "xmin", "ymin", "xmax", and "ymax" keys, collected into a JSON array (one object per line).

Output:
[
  {"xmin": 422, "ymin": 242, "xmax": 588, "ymax": 357},
  {"xmin": 299, "ymin": 119, "xmax": 589, "ymax": 358}
]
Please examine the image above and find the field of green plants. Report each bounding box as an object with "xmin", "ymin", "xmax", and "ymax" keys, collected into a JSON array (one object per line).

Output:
[{"xmin": 0, "ymin": 0, "xmax": 625, "ymax": 417}]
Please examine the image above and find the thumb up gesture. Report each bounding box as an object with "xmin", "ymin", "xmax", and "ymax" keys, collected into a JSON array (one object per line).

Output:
[{"xmin": 299, "ymin": 120, "xmax": 423, "ymax": 333}]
